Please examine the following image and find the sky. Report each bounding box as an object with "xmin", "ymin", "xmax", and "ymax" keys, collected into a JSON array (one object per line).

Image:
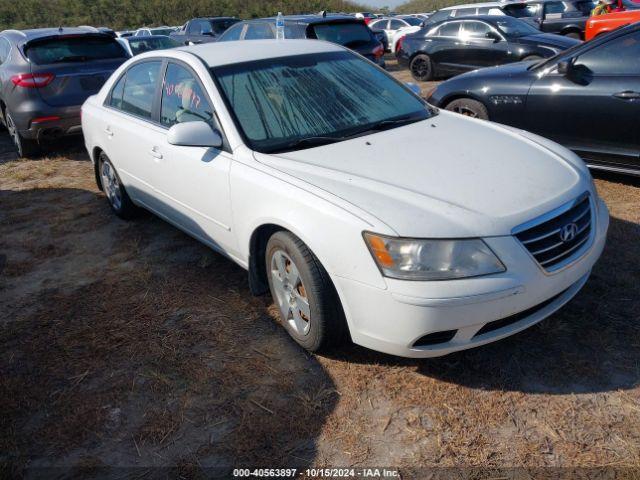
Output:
[{"xmin": 365, "ymin": 0, "xmax": 408, "ymax": 8}]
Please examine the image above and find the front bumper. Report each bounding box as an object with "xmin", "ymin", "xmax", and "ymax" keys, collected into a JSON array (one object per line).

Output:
[{"xmin": 334, "ymin": 197, "xmax": 609, "ymax": 358}]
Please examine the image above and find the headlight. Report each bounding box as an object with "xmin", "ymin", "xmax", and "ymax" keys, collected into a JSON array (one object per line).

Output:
[{"xmin": 363, "ymin": 232, "xmax": 506, "ymax": 281}]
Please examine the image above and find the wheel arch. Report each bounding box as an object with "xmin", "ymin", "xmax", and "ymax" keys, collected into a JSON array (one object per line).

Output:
[
  {"xmin": 92, "ymin": 146, "xmax": 105, "ymax": 191},
  {"xmin": 440, "ymin": 92, "xmax": 489, "ymax": 112},
  {"xmin": 560, "ymin": 26, "xmax": 583, "ymax": 38}
]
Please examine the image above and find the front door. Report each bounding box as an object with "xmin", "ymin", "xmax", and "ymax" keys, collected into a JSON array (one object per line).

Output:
[
  {"xmin": 149, "ymin": 61, "xmax": 236, "ymax": 253},
  {"xmin": 525, "ymin": 30, "xmax": 640, "ymax": 170}
]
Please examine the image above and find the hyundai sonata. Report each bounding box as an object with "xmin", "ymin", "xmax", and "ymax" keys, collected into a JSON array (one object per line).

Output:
[{"xmin": 81, "ymin": 40, "xmax": 608, "ymax": 358}]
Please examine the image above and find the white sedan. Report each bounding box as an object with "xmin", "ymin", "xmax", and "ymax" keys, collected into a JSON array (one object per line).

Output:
[
  {"xmin": 82, "ymin": 40, "xmax": 608, "ymax": 358},
  {"xmin": 369, "ymin": 17, "xmax": 423, "ymax": 52}
]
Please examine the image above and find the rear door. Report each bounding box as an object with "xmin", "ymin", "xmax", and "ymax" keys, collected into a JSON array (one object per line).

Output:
[
  {"xmin": 101, "ymin": 59, "xmax": 164, "ymax": 208},
  {"xmin": 525, "ymin": 30, "xmax": 640, "ymax": 170},
  {"xmin": 25, "ymin": 35, "xmax": 128, "ymax": 108},
  {"xmin": 428, "ymin": 21, "xmax": 467, "ymax": 73}
]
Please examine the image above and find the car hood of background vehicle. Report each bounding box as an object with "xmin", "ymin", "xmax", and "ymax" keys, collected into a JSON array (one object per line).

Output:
[
  {"xmin": 254, "ymin": 113, "xmax": 586, "ymax": 238},
  {"xmin": 515, "ymin": 33, "xmax": 581, "ymax": 50}
]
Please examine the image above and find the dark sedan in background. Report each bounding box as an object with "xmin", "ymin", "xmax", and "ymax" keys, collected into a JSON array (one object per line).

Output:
[
  {"xmin": 399, "ymin": 15, "xmax": 579, "ymax": 81},
  {"xmin": 217, "ymin": 15, "xmax": 386, "ymax": 68},
  {"xmin": 429, "ymin": 23, "xmax": 640, "ymax": 176},
  {"xmin": 0, "ymin": 27, "xmax": 128, "ymax": 157}
]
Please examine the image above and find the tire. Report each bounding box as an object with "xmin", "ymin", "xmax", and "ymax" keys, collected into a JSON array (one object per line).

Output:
[
  {"xmin": 98, "ymin": 152, "xmax": 139, "ymax": 219},
  {"xmin": 410, "ymin": 54, "xmax": 433, "ymax": 82},
  {"xmin": 564, "ymin": 31, "xmax": 581, "ymax": 40},
  {"xmin": 5, "ymin": 111, "xmax": 39, "ymax": 158},
  {"xmin": 522, "ymin": 55, "xmax": 543, "ymax": 63},
  {"xmin": 445, "ymin": 98, "xmax": 489, "ymax": 120},
  {"xmin": 266, "ymin": 231, "xmax": 346, "ymax": 353}
]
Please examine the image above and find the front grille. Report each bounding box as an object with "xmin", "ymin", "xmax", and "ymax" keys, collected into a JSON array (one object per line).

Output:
[{"xmin": 514, "ymin": 194, "xmax": 592, "ymax": 272}]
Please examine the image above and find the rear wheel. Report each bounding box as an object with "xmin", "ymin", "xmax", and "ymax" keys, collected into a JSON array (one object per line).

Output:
[
  {"xmin": 563, "ymin": 31, "xmax": 581, "ymax": 40},
  {"xmin": 6, "ymin": 111, "xmax": 39, "ymax": 158},
  {"xmin": 266, "ymin": 231, "xmax": 346, "ymax": 353},
  {"xmin": 445, "ymin": 98, "xmax": 489, "ymax": 120},
  {"xmin": 410, "ymin": 54, "xmax": 433, "ymax": 82},
  {"xmin": 99, "ymin": 152, "xmax": 139, "ymax": 219}
]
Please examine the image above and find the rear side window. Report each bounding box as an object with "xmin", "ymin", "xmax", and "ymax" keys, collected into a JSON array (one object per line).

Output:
[
  {"xmin": 0, "ymin": 38, "xmax": 10, "ymax": 64},
  {"xmin": 311, "ymin": 22, "xmax": 373, "ymax": 46},
  {"xmin": 504, "ymin": 4, "xmax": 541, "ymax": 17},
  {"xmin": 119, "ymin": 61, "xmax": 162, "ymax": 119},
  {"xmin": 25, "ymin": 36, "xmax": 127, "ymax": 65},
  {"xmin": 160, "ymin": 63, "xmax": 214, "ymax": 127},
  {"xmin": 369, "ymin": 19, "xmax": 388, "ymax": 29},
  {"xmin": 212, "ymin": 19, "xmax": 240, "ymax": 35},
  {"xmin": 453, "ymin": 7, "xmax": 478, "ymax": 17},
  {"xmin": 427, "ymin": 10, "xmax": 452, "ymax": 23},
  {"xmin": 244, "ymin": 23, "xmax": 275, "ymax": 40},
  {"xmin": 435, "ymin": 21, "xmax": 462, "ymax": 37},
  {"xmin": 109, "ymin": 74, "xmax": 126, "ymax": 109},
  {"xmin": 389, "ymin": 19, "xmax": 406, "ymax": 30},
  {"xmin": 544, "ymin": 2, "xmax": 568, "ymax": 15},
  {"xmin": 218, "ymin": 23, "xmax": 245, "ymax": 41}
]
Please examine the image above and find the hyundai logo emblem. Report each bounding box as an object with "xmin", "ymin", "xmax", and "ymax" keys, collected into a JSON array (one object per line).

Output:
[{"xmin": 559, "ymin": 223, "xmax": 579, "ymax": 242}]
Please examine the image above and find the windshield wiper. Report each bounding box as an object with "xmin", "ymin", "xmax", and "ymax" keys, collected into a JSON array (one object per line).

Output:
[
  {"xmin": 270, "ymin": 135, "xmax": 345, "ymax": 153},
  {"xmin": 350, "ymin": 114, "xmax": 426, "ymax": 136}
]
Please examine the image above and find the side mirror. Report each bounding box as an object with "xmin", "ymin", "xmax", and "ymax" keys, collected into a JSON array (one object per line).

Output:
[
  {"xmin": 405, "ymin": 82, "xmax": 422, "ymax": 96},
  {"xmin": 485, "ymin": 31, "xmax": 501, "ymax": 42},
  {"xmin": 557, "ymin": 59, "xmax": 572, "ymax": 75},
  {"xmin": 167, "ymin": 122, "xmax": 223, "ymax": 148}
]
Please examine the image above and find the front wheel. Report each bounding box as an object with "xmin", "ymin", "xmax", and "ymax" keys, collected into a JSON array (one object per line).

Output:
[
  {"xmin": 266, "ymin": 231, "xmax": 346, "ymax": 353},
  {"xmin": 445, "ymin": 98, "xmax": 489, "ymax": 120},
  {"xmin": 410, "ymin": 54, "xmax": 433, "ymax": 82}
]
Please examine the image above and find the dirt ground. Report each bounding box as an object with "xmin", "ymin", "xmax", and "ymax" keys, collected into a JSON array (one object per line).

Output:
[{"xmin": 1, "ymin": 59, "xmax": 640, "ymax": 478}]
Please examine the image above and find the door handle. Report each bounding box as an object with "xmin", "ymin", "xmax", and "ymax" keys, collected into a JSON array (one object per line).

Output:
[
  {"xmin": 613, "ymin": 91, "xmax": 640, "ymax": 100},
  {"xmin": 149, "ymin": 148, "xmax": 163, "ymax": 159}
]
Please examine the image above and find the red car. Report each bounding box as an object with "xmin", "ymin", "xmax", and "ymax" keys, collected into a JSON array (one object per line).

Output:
[{"xmin": 586, "ymin": 8, "xmax": 640, "ymax": 40}]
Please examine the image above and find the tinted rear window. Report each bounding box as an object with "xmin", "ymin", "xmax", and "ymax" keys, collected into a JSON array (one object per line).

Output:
[
  {"xmin": 311, "ymin": 23, "xmax": 373, "ymax": 46},
  {"xmin": 25, "ymin": 36, "xmax": 127, "ymax": 65}
]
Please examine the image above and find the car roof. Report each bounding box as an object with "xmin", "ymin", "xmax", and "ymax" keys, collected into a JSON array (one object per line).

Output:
[
  {"xmin": 244, "ymin": 14, "xmax": 360, "ymax": 25},
  {"xmin": 180, "ymin": 39, "xmax": 344, "ymax": 67},
  {"xmin": 127, "ymin": 34, "xmax": 173, "ymax": 41},
  {"xmin": 441, "ymin": 2, "xmax": 505, "ymax": 10},
  {"xmin": 0, "ymin": 26, "xmax": 107, "ymax": 42},
  {"xmin": 438, "ymin": 14, "xmax": 518, "ymax": 22}
]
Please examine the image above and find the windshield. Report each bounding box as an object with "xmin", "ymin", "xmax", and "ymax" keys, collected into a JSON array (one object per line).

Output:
[
  {"xmin": 503, "ymin": 3, "xmax": 541, "ymax": 18},
  {"xmin": 311, "ymin": 22, "xmax": 373, "ymax": 46},
  {"xmin": 212, "ymin": 51, "xmax": 433, "ymax": 154},
  {"xmin": 493, "ymin": 16, "xmax": 541, "ymax": 37},
  {"xmin": 25, "ymin": 36, "xmax": 127, "ymax": 64},
  {"xmin": 128, "ymin": 36, "xmax": 181, "ymax": 55}
]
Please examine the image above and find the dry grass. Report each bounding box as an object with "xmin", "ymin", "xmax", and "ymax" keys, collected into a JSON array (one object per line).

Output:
[{"xmin": 1, "ymin": 62, "xmax": 639, "ymax": 476}]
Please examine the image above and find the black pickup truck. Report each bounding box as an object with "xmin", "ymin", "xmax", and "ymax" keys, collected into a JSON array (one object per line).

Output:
[{"xmin": 170, "ymin": 17, "xmax": 240, "ymax": 45}]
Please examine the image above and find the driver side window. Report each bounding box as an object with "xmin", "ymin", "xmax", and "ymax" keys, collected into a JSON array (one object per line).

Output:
[
  {"xmin": 574, "ymin": 31, "xmax": 640, "ymax": 75},
  {"xmin": 160, "ymin": 63, "xmax": 215, "ymax": 128}
]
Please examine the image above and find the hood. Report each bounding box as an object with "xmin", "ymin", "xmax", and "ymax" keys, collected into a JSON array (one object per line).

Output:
[
  {"xmin": 515, "ymin": 33, "xmax": 581, "ymax": 50},
  {"xmin": 253, "ymin": 112, "xmax": 587, "ymax": 238}
]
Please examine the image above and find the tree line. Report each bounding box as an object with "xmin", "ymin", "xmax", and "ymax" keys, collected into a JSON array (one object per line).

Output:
[
  {"xmin": 0, "ymin": 0, "xmax": 373, "ymax": 31},
  {"xmin": 397, "ymin": 0, "xmax": 486, "ymax": 13}
]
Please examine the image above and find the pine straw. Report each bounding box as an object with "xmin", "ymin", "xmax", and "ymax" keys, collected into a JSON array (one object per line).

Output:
[{"xmin": 1, "ymin": 132, "xmax": 639, "ymax": 474}]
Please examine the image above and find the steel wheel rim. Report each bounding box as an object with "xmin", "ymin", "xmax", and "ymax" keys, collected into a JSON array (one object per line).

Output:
[
  {"xmin": 270, "ymin": 249, "xmax": 311, "ymax": 336},
  {"xmin": 451, "ymin": 105, "xmax": 479, "ymax": 118},
  {"xmin": 412, "ymin": 58, "xmax": 429, "ymax": 79},
  {"xmin": 101, "ymin": 161, "xmax": 122, "ymax": 210}
]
